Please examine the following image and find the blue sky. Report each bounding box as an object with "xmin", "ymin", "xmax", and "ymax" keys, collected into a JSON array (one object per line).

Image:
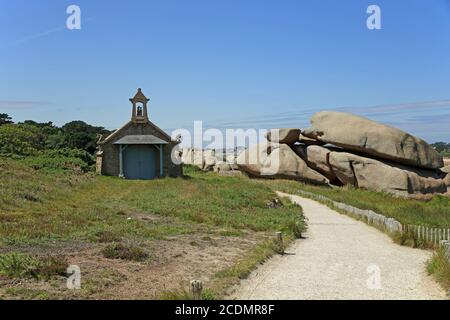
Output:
[{"xmin": 1, "ymin": 0, "xmax": 450, "ymax": 143}]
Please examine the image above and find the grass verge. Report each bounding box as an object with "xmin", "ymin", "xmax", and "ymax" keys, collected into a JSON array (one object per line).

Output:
[
  {"xmin": 427, "ymin": 247, "xmax": 450, "ymax": 294},
  {"xmin": 265, "ymin": 180, "xmax": 450, "ymax": 228}
]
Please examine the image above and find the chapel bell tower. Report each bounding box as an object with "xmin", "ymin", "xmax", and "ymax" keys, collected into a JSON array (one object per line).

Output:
[{"xmin": 130, "ymin": 88, "xmax": 149, "ymax": 123}]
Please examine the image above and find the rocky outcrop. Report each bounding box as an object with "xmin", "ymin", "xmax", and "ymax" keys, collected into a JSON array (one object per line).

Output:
[
  {"xmin": 180, "ymin": 148, "xmax": 206, "ymax": 170},
  {"xmin": 303, "ymin": 111, "xmax": 443, "ymax": 169},
  {"xmin": 237, "ymin": 143, "xmax": 329, "ymax": 185},
  {"xmin": 181, "ymin": 148, "xmax": 240, "ymax": 173},
  {"xmin": 181, "ymin": 148, "xmax": 194, "ymax": 165},
  {"xmin": 265, "ymin": 129, "xmax": 301, "ymax": 145},
  {"xmin": 327, "ymin": 152, "xmax": 447, "ymax": 196},
  {"xmin": 442, "ymin": 166, "xmax": 450, "ymax": 187},
  {"xmin": 181, "ymin": 112, "xmax": 446, "ymax": 198},
  {"xmin": 444, "ymin": 158, "xmax": 450, "ymax": 167},
  {"xmin": 298, "ymin": 134, "xmax": 325, "ymax": 146},
  {"xmin": 298, "ymin": 145, "xmax": 341, "ymax": 185},
  {"xmin": 236, "ymin": 143, "xmax": 270, "ymax": 177},
  {"xmin": 203, "ymin": 149, "xmax": 216, "ymax": 172},
  {"xmin": 213, "ymin": 162, "xmax": 239, "ymax": 173}
]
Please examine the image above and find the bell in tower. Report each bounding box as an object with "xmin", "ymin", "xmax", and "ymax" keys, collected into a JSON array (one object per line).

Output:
[{"xmin": 129, "ymin": 88, "xmax": 150, "ymax": 123}]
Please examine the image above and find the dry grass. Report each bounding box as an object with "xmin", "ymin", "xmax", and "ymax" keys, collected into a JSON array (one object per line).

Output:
[
  {"xmin": 427, "ymin": 247, "xmax": 450, "ymax": 294},
  {"xmin": 0, "ymin": 160, "xmax": 306, "ymax": 299}
]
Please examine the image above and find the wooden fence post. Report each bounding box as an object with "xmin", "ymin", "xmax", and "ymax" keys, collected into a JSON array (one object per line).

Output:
[
  {"xmin": 190, "ymin": 280, "xmax": 203, "ymax": 300},
  {"xmin": 276, "ymin": 232, "xmax": 284, "ymax": 255}
]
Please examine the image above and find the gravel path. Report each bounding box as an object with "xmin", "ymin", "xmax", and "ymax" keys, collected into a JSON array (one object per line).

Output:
[{"xmin": 231, "ymin": 192, "xmax": 446, "ymax": 300}]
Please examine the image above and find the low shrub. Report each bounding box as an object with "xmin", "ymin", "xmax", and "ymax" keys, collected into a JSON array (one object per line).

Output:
[
  {"xmin": 0, "ymin": 253, "xmax": 40, "ymax": 279},
  {"xmin": 201, "ymin": 289, "xmax": 216, "ymax": 300},
  {"xmin": 0, "ymin": 124, "xmax": 44, "ymax": 157},
  {"xmin": 427, "ymin": 247, "xmax": 450, "ymax": 293},
  {"xmin": 101, "ymin": 243, "xmax": 148, "ymax": 261},
  {"xmin": 0, "ymin": 253, "xmax": 68, "ymax": 280},
  {"xmin": 21, "ymin": 148, "xmax": 94, "ymax": 172},
  {"xmin": 37, "ymin": 255, "xmax": 69, "ymax": 279},
  {"xmin": 287, "ymin": 217, "xmax": 307, "ymax": 239}
]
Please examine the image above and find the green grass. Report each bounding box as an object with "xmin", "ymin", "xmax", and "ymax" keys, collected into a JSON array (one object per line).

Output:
[
  {"xmin": 427, "ymin": 247, "xmax": 450, "ymax": 294},
  {"xmin": 4, "ymin": 288, "xmax": 50, "ymax": 300},
  {"xmin": 2, "ymin": 157, "xmax": 449, "ymax": 299},
  {"xmin": 265, "ymin": 179, "xmax": 450, "ymax": 228},
  {"xmin": 0, "ymin": 253, "xmax": 67, "ymax": 280},
  {"xmin": 215, "ymin": 239, "xmax": 281, "ymax": 280},
  {"xmin": 158, "ymin": 288, "xmax": 217, "ymax": 300},
  {"xmin": 0, "ymin": 161, "xmax": 305, "ymax": 246},
  {"xmin": 0, "ymin": 159, "xmax": 306, "ymax": 298}
]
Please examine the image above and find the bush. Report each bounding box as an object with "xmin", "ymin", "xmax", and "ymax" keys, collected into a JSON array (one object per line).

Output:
[
  {"xmin": 37, "ymin": 255, "xmax": 69, "ymax": 279},
  {"xmin": 0, "ymin": 253, "xmax": 68, "ymax": 280},
  {"xmin": 101, "ymin": 243, "xmax": 148, "ymax": 261},
  {"xmin": 288, "ymin": 217, "xmax": 307, "ymax": 239},
  {"xmin": 0, "ymin": 124, "xmax": 45, "ymax": 157},
  {"xmin": 21, "ymin": 148, "xmax": 94, "ymax": 172},
  {"xmin": 0, "ymin": 253, "xmax": 40, "ymax": 279},
  {"xmin": 427, "ymin": 247, "xmax": 450, "ymax": 292},
  {"xmin": 62, "ymin": 121, "xmax": 110, "ymax": 154},
  {"xmin": 0, "ymin": 121, "xmax": 110, "ymax": 161}
]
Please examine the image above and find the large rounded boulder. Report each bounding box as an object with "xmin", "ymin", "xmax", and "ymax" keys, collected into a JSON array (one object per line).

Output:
[
  {"xmin": 294, "ymin": 145, "xmax": 341, "ymax": 185},
  {"xmin": 328, "ymin": 151, "xmax": 447, "ymax": 196},
  {"xmin": 441, "ymin": 166, "xmax": 450, "ymax": 187},
  {"xmin": 265, "ymin": 129, "xmax": 301, "ymax": 145},
  {"xmin": 203, "ymin": 149, "xmax": 217, "ymax": 171},
  {"xmin": 303, "ymin": 111, "xmax": 444, "ymax": 169},
  {"xmin": 237, "ymin": 143, "xmax": 329, "ymax": 185}
]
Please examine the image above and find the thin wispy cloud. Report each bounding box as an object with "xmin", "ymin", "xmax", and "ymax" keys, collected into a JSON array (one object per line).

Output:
[
  {"xmin": 340, "ymin": 99, "xmax": 450, "ymax": 115},
  {"xmin": 0, "ymin": 100, "xmax": 50, "ymax": 109},
  {"xmin": 10, "ymin": 17, "xmax": 95, "ymax": 47},
  {"xmin": 164, "ymin": 98, "xmax": 450, "ymax": 143},
  {"xmin": 12, "ymin": 25, "xmax": 67, "ymax": 46},
  {"xmin": 197, "ymin": 99, "xmax": 450, "ymax": 129}
]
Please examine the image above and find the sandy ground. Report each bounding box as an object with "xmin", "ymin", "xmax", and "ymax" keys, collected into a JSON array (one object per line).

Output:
[
  {"xmin": 230, "ymin": 193, "xmax": 447, "ymax": 300},
  {"xmin": 0, "ymin": 211, "xmax": 267, "ymax": 300}
]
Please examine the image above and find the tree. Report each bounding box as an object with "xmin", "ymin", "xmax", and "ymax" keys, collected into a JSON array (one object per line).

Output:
[
  {"xmin": 0, "ymin": 124, "xmax": 45, "ymax": 156},
  {"xmin": 62, "ymin": 121, "xmax": 110, "ymax": 154},
  {"xmin": 0, "ymin": 113, "xmax": 13, "ymax": 126},
  {"xmin": 431, "ymin": 142, "xmax": 450, "ymax": 153}
]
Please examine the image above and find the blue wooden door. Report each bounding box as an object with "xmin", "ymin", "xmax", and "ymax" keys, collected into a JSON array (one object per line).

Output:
[{"xmin": 123, "ymin": 145, "xmax": 156, "ymax": 180}]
